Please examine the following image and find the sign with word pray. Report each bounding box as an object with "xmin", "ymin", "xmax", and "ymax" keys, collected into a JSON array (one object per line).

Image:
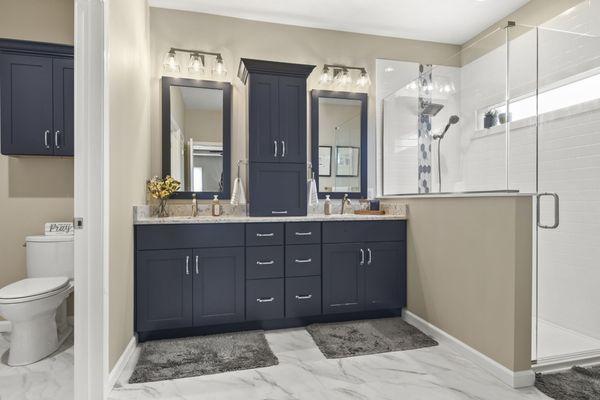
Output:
[{"xmin": 45, "ymin": 222, "xmax": 74, "ymax": 236}]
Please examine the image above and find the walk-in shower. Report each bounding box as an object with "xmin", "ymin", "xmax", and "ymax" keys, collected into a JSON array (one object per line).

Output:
[
  {"xmin": 380, "ymin": 0, "xmax": 600, "ymax": 368},
  {"xmin": 432, "ymin": 115, "xmax": 459, "ymax": 192}
]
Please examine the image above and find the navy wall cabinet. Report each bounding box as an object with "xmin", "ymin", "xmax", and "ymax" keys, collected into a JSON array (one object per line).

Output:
[
  {"xmin": 0, "ymin": 39, "xmax": 74, "ymax": 156},
  {"xmin": 135, "ymin": 220, "xmax": 406, "ymax": 341},
  {"xmin": 239, "ymin": 59, "xmax": 315, "ymax": 217}
]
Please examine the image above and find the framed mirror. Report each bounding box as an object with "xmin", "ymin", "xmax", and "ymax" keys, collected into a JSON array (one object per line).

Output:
[
  {"xmin": 311, "ymin": 90, "xmax": 367, "ymax": 199},
  {"xmin": 162, "ymin": 77, "xmax": 231, "ymax": 199}
]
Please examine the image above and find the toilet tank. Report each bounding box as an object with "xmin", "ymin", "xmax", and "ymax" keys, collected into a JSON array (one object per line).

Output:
[{"xmin": 26, "ymin": 235, "xmax": 74, "ymax": 279}]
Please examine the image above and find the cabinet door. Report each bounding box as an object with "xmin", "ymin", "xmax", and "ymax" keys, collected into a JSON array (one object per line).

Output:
[
  {"xmin": 52, "ymin": 58, "xmax": 74, "ymax": 156},
  {"xmin": 322, "ymin": 243, "xmax": 364, "ymax": 314},
  {"xmin": 193, "ymin": 247, "xmax": 245, "ymax": 326},
  {"xmin": 136, "ymin": 250, "xmax": 193, "ymax": 331},
  {"xmin": 278, "ymin": 76, "xmax": 306, "ymax": 163},
  {"xmin": 364, "ymin": 242, "xmax": 406, "ymax": 311},
  {"xmin": 249, "ymin": 73, "xmax": 279, "ymax": 163},
  {"xmin": 0, "ymin": 54, "xmax": 53, "ymax": 155},
  {"xmin": 249, "ymin": 162, "xmax": 307, "ymax": 216}
]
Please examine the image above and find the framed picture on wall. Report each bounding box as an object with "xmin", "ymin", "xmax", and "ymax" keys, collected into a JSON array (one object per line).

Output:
[
  {"xmin": 318, "ymin": 146, "xmax": 332, "ymax": 176},
  {"xmin": 336, "ymin": 146, "xmax": 359, "ymax": 177}
]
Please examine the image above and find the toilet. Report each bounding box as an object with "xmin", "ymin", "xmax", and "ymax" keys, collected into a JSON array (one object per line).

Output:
[{"xmin": 0, "ymin": 234, "xmax": 74, "ymax": 366}]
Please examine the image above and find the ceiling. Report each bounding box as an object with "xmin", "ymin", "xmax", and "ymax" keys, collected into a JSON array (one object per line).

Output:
[
  {"xmin": 148, "ymin": 0, "xmax": 531, "ymax": 45},
  {"xmin": 178, "ymin": 87, "xmax": 222, "ymax": 111}
]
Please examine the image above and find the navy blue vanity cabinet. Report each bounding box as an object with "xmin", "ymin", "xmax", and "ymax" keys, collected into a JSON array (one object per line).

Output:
[
  {"xmin": 0, "ymin": 40, "xmax": 74, "ymax": 156},
  {"xmin": 249, "ymin": 163, "xmax": 307, "ymax": 216},
  {"xmin": 136, "ymin": 249, "xmax": 194, "ymax": 331},
  {"xmin": 277, "ymin": 75, "xmax": 307, "ymax": 164},
  {"xmin": 322, "ymin": 243, "xmax": 365, "ymax": 314},
  {"xmin": 192, "ymin": 247, "xmax": 245, "ymax": 326},
  {"xmin": 248, "ymin": 73, "xmax": 279, "ymax": 163},
  {"xmin": 364, "ymin": 242, "xmax": 406, "ymax": 310}
]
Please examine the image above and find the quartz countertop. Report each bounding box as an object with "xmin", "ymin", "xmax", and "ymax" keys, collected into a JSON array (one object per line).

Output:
[{"xmin": 134, "ymin": 213, "xmax": 407, "ymax": 225}]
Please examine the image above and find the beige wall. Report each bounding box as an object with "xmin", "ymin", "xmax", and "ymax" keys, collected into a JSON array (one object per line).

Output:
[
  {"xmin": 184, "ymin": 109, "xmax": 223, "ymax": 143},
  {"xmin": 149, "ymin": 8, "xmax": 461, "ymax": 198},
  {"xmin": 383, "ymin": 196, "xmax": 533, "ymax": 371},
  {"xmin": 107, "ymin": 0, "xmax": 151, "ymax": 370},
  {"xmin": 0, "ymin": 0, "xmax": 74, "ymax": 314}
]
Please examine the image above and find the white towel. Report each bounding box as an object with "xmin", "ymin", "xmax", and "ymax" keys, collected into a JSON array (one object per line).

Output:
[
  {"xmin": 307, "ymin": 178, "xmax": 318, "ymax": 206},
  {"xmin": 231, "ymin": 177, "xmax": 247, "ymax": 205}
]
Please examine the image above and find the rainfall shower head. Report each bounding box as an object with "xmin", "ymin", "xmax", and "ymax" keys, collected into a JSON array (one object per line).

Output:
[{"xmin": 421, "ymin": 103, "xmax": 444, "ymax": 116}]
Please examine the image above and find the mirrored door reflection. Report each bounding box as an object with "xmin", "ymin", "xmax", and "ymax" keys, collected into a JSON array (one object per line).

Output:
[
  {"xmin": 170, "ymin": 86, "xmax": 224, "ymax": 192},
  {"xmin": 317, "ymin": 97, "xmax": 362, "ymax": 193}
]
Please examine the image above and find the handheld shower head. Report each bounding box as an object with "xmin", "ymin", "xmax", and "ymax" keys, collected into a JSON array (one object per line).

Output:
[{"xmin": 434, "ymin": 115, "xmax": 460, "ymax": 140}]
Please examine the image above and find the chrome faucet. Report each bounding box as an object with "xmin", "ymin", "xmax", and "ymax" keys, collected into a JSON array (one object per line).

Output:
[
  {"xmin": 341, "ymin": 194, "xmax": 352, "ymax": 214},
  {"xmin": 191, "ymin": 193, "xmax": 198, "ymax": 217}
]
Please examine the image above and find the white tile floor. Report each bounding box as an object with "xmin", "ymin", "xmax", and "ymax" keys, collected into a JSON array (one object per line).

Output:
[
  {"xmin": 111, "ymin": 328, "xmax": 551, "ymax": 400},
  {"xmin": 535, "ymin": 318, "xmax": 600, "ymax": 360},
  {"xmin": 0, "ymin": 332, "xmax": 73, "ymax": 400}
]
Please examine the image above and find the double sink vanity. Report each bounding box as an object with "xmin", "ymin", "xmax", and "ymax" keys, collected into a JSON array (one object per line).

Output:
[{"xmin": 135, "ymin": 57, "xmax": 407, "ymax": 341}]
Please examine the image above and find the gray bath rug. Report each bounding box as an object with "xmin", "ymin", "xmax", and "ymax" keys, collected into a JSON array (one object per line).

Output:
[
  {"xmin": 535, "ymin": 365, "xmax": 600, "ymax": 400},
  {"xmin": 129, "ymin": 331, "xmax": 278, "ymax": 383},
  {"xmin": 306, "ymin": 317, "xmax": 438, "ymax": 359}
]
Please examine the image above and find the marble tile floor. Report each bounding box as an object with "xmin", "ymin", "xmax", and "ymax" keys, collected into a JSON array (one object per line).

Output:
[
  {"xmin": 111, "ymin": 328, "xmax": 551, "ymax": 400},
  {"xmin": 0, "ymin": 331, "xmax": 73, "ymax": 400}
]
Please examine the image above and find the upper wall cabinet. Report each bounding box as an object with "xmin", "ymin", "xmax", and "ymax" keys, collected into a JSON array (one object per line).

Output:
[{"xmin": 0, "ymin": 39, "xmax": 74, "ymax": 156}]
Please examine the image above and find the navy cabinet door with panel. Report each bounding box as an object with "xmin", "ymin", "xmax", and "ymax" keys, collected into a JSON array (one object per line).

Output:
[
  {"xmin": 52, "ymin": 58, "xmax": 74, "ymax": 156},
  {"xmin": 249, "ymin": 163, "xmax": 307, "ymax": 216},
  {"xmin": 0, "ymin": 54, "xmax": 54, "ymax": 155},
  {"xmin": 192, "ymin": 247, "xmax": 245, "ymax": 326},
  {"xmin": 136, "ymin": 250, "xmax": 193, "ymax": 332},
  {"xmin": 249, "ymin": 73, "xmax": 279, "ymax": 163},
  {"xmin": 322, "ymin": 243, "xmax": 364, "ymax": 314},
  {"xmin": 278, "ymin": 76, "xmax": 307, "ymax": 164},
  {"xmin": 364, "ymin": 242, "xmax": 406, "ymax": 311}
]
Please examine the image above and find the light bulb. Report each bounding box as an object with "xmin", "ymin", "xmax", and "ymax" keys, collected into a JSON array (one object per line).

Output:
[
  {"xmin": 356, "ymin": 70, "xmax": 370, "ymax": 89},
  {"xmin": 188, "ymin": 53, "xmax": 203, "ymax": 73},
  {"xmin": 319, "ymin": 66, "xmax": 332, "ymax": 84},
  {"xmin": 163, "ymin": 50, "xmax": 180, "ymax": 73},
  {"xmin": 214, "ymin": 55, "xmax": 227, "ymax": 77},
  {"xmin": 335, "ymin": 69, "xmax": 352, "ymax": 86}
]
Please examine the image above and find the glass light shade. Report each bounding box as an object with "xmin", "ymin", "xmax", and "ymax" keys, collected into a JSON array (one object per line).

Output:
[
  {"xmin": 213, "ymin": 56, "xmax": 227, "ymax": 77},
  {"xmin": 163, "ymin": 51, "xmax": 180, "ymax": 73},
  {"xmin": 356, "ymin": 71, "xmax": 370, "ymax": 89},
  {"xmin": 188, "ymin": 53, "xmax": 204, "ymax": 73},
  {"xmin": 334, "ymin": 69, "xmax": 352, "ymax": 87},
  {"xmin": 319, "ymin": 67, "xmax": 332, "ymax": 84}
]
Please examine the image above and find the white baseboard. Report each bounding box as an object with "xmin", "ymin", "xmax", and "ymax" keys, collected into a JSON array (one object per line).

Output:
[
  {"xmin": 403, "ymin": 310, "xmax": 535, "ymax": 388},
  {"xmin": 0, "ymin": 320, "xmax": 11, "ymax": 333},
  {"xmin": 107, "ymin": 336, "xmax": 137, "ymax": 391}
]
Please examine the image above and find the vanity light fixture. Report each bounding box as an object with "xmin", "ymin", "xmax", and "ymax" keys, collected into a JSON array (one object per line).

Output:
[
  {"xmin": 319, "ymin": 64, "xmax": 370, "ymax": 90},
  {"xmin": 163, "ymin": 47, "xmax": 227, "ymax": 78}
]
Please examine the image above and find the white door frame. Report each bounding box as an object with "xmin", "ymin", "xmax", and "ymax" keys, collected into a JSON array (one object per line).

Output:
[{"xmin": 74, "ymin": 0, "xmax": 108, "ymax": 399}]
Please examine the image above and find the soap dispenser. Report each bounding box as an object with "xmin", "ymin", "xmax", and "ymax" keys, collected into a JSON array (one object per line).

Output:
[
  {"xmin": 324, "ymin": 195, "xmax": 332, "ymax": 215},
  {"xmin": 212, "ymin": 195, "xmax": 222, "ymax": 217}
]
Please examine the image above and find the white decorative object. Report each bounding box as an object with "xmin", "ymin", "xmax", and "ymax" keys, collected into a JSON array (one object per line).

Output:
[{"xmin": 45, "ymin": 222, "xmax": 74, "ymax": 236}]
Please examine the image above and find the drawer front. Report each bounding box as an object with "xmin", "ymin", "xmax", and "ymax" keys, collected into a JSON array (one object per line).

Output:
[
  {"xmin": 285, "ymin": 244, "xmax": 321, "ymax": 277},
  {"xmin": 246, "ymin": 246, "xmax": 284, "ymax": 279},
  {"xmin": 136, "ymin": 224, "xmax": 244, "ymax": 250},
  {"xmin": 285, "ymin": 222, "xmax": 321, "ymax": 245},
  {"xmin": 246, "ymin": 223, "xmax": 284, "ymax": 246},
  {"xmin": 322, "ymin": 220, "xmax": 406, "ymax": 244},
  {"xmin": 285, "ymin": 276, "xmax": 322, "ymax": 318},
  {"xmin": 246, "ymin": 279, "xmax": 284, "ymax": 321}
]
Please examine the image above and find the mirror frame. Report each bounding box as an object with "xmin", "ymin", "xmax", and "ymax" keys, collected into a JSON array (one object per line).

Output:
[
  {"xmin": 311, "ymin": 90, "xmax": 368, "ymax": 199},
  {"xmin": 161, "ymin": 76, "xmax": 232, "ymax": 199}
]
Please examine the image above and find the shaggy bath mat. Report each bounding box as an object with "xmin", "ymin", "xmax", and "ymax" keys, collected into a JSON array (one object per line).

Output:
[
  {"xmin": 306, "ymin": 317, "xmax": 438, "ymax": 359},
  {"xmin": 129, "ymin": 331, "xmax": 278, "ymax": 383},
  {"xmin": 535, "ymin": 365, "xmax": 600, "ymax": 400}
]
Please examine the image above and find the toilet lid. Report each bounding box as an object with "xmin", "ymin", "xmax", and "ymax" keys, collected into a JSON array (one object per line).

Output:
[{"xmin": 0, "ymin": 277, "xmax": 70, "ymax": 300}]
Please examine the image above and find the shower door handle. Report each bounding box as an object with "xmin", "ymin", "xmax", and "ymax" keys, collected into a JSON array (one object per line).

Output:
[{"xmin": 537, "ymin": 192, "xmax": 559, "ymax": 229}]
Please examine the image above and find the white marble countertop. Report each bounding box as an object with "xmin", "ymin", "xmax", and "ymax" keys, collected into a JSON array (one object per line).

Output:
[{"xmin": 134, "ymin": 213, "xmax": 407, "ymax": 225}]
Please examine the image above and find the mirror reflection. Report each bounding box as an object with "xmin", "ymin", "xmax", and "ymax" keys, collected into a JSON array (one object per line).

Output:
[
  {"xmin": 317, "ymin": 97, "xmax": 362, "ymax": 193},
  {"xmin": 169, "ymin": 86, "xmax": 224, "ymax": 192}
]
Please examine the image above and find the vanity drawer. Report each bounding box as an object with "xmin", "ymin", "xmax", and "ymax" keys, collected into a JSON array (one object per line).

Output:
[
  {"xmin": 285, "ymin": 245, "xmax": 321, "ymax": 277},
  {"xmin": 246, "ymin": 246, "xmax": 284, "ymax": 279},
  {"xmin": 285, "ymin": 276, "xmax": 322, "ymax": 318},
  {"xmin": 246, "ymin": 279, "xmax": 284, "ymax": 321},
  {"xmin": 285, "ymin": 222, "xmax": 321, "ymax": 245},
  {"xmin": 322, "ymin": 221, "xmax": 406, "ymax": 244},
  {"xmin": 136, "ymin": 223, "xmax": 244, "ymax": 250},
  {"xmin": 246, "ymin": 223, "xmax": 284, "ymax": 246}
]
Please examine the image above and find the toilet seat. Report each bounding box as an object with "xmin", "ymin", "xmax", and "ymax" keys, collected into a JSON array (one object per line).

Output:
[{"xmin": 0, "ymin": 277, "xmax": 71, "ymax": 304}]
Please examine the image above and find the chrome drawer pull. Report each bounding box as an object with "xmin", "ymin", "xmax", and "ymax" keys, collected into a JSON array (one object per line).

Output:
[
  {"xmin": 256, "ymin": 233, "xmax": 274, "ymax": 237},
  {"xmin": 367, "ymin": 248, "xmax": 372, "ymax": 265},
  {"xmin": 44, "ymin": 130, "xmax": 50, "ymax": 149},
  {"xmin": 274, "ymin": 140, "xmax": 278, "ymax": 157},
  {"xmin": 295, "ymin": 294, "xmax": 312, "ymax": 300},
  {"xmin": 294, "ymin": 232, "xmax": 312, "ymax": 236},
  {"xmin": 294, "ymin": 258, "xmax": 312, "ymax": 264},
  {"xmin": 359, "ymin": 248, "xmax": 365, "ymax": 266},
  {"xmin": 257, "ymin": 297, "xmax": 275, "ymax": 303},
  {"xmin": 195, "ymin": 255, "xmax": 199, "ymax": 274},
  {"xmin": 55, "ymin": 130, "xmax": 61, "ymax": 149},
  {"xmin": 281, "ymin": 140, "xmax": 286, "ymax": 157},
  {"xmin": 256, "ymin": 260, "xmax": 274, "ymax": 265},
  {"xmin": 271, "ymin": 210, "xmax": 288, "ymax": 215},
  {"xmin": 185, "ymin": 256, "xmax": 190, "ymax": 275}
]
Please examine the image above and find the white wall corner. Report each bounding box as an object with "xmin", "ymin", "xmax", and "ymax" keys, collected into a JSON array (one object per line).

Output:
[
  {"xmin": 0, "ymin": 320, "xmax": 11, "ymax": 333},
  {"xmin": 403, "ymin": 310, "xmax": 535, "ymax": 389},
  {"xmin": 106, "ymin": 336, "xmax": 137, "ymax": 392}
]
